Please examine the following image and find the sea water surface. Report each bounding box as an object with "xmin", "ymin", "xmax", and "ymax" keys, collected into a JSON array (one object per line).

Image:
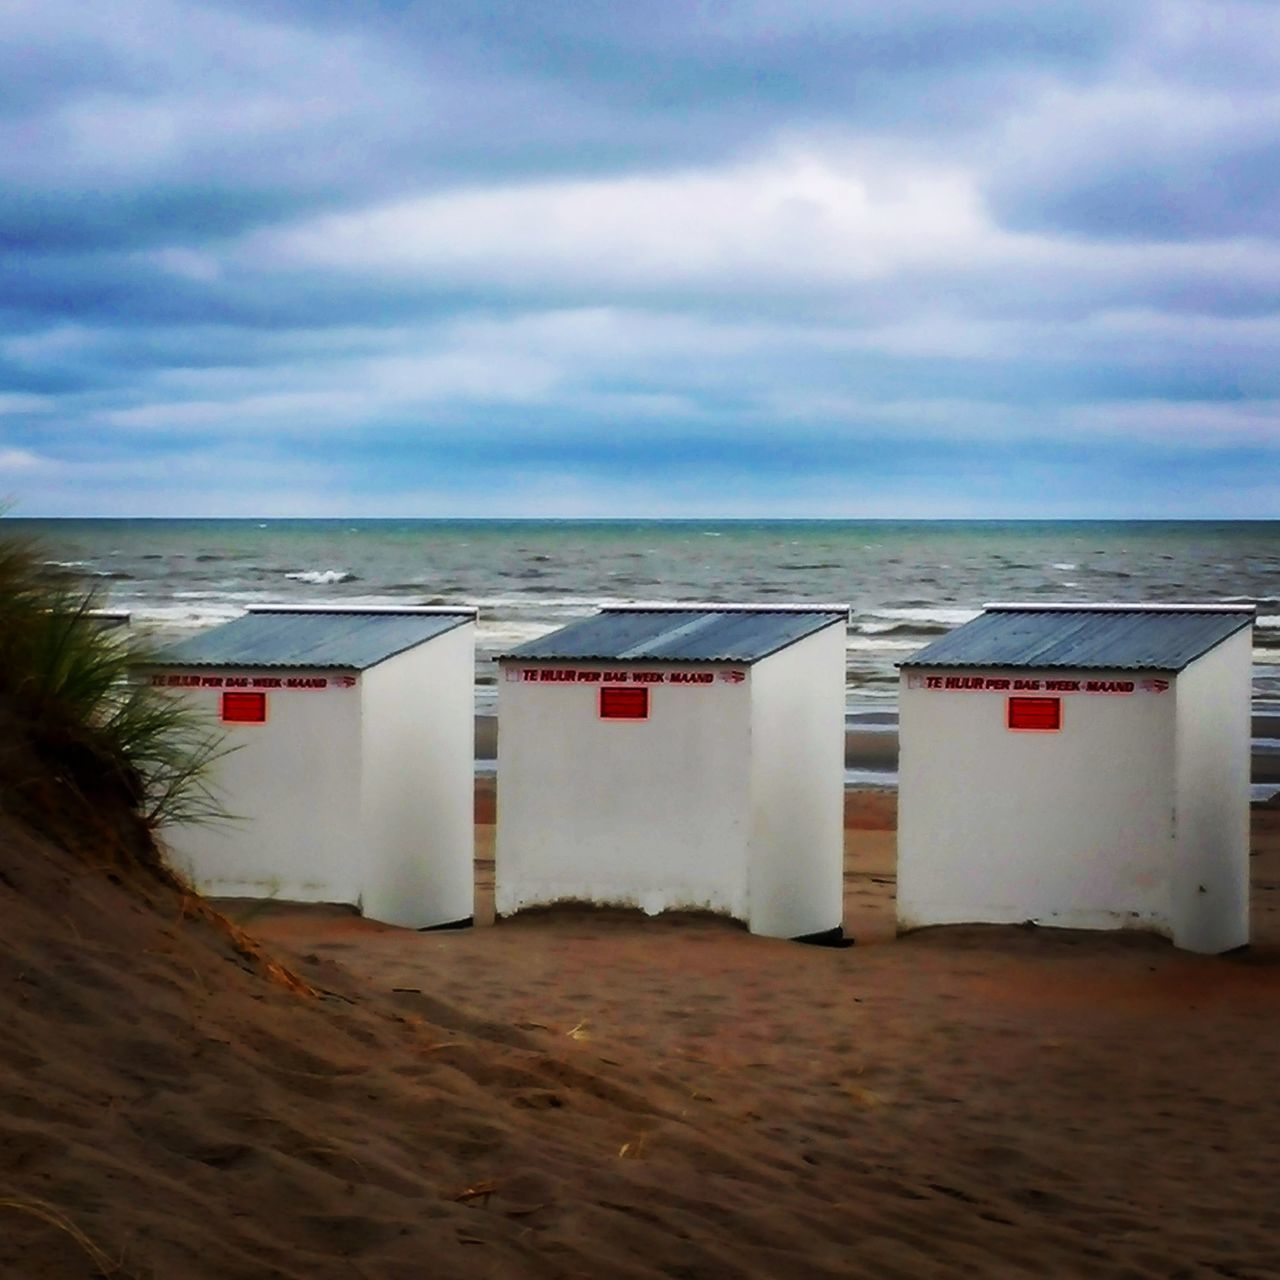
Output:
[{"xmin": 19, "ymin": 519, "xmax": 1280, "ymax": 771}]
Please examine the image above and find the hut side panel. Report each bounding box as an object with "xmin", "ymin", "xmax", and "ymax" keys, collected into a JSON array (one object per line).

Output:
[
  {"xmin": 747, "ymin": 624, "xmax": 845, "ymax": 939},
  {"xmin": 1172, "ymin": 628, "xmax": 1251, "ymax": 953},
  {"xmin": 898, "ymin": 670, "xmax": 1178, "ymax": 936},
  {"xmin": 158, "ymin": 673, "xmax": 364, "ymax": 904},
  {"xmin": 496, "ymin": 663, "xmax": 753, "ymax": 920},
  {"xmin": 359, "ymin": 623, "xmax": 475, "ymax": 929}
]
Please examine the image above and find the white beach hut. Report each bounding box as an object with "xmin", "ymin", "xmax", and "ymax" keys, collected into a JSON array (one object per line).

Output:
[
  {"xmin": 897, "ymin": 603, "xmax": 1255, "ymax": 953},
  {"xmin": 143, "ymin": 606, "xmax": 476, "ymax": 929},
  {"xmin": 495, "ymin": 604, "xmax": 848, "ymax": 940}
]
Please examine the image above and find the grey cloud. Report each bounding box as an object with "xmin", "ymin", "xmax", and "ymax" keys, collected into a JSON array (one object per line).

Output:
[
  {"xmin": 988, "ymin": 133, "xmax": 1280, "ymax": 241},
  {"xmin": 982, "ymin": 3, "xmax": 1280, "ymax": 241},
  {"xmin": 203, "ymin": 0, "xmax": 1136, "ymax": 155},
  {"xmin": 0, "ymin": 0, "xmax": 1187, "ymax": 273},
  {"xmin": 2, "ymin": 0, "xmax": 1278, "ymax": 517}
]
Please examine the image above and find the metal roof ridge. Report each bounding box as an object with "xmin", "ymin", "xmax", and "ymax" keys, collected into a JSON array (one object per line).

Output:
[
  {"xmin": 983, "ymin": 602, "xmax": 1257, "ymax": 614},
  {"xmin": 246, "ymin": 605, "xmax": 478, "ymax": 616},
  {"xmin": 617, "ymin": 613, "xmax": 725, "ymax": 659},
  {"xmin": 598, "ymin": 602, "xmax": 849, "ymax": 614}
]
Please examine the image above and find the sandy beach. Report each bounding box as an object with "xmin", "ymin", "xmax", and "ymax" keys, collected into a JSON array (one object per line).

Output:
[{"xmin": 4, "ymin": 772, "xmax": 1280, "ymax": 1279}]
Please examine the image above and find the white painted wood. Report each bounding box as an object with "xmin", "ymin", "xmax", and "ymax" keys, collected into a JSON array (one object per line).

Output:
[
  {"xmin": 898, "ymin": 621, "xmax": 1252, "ymax": 952},
  {"xmin": 496, "ymin": 620, "xmax": 845, "ymax": 938},
  {"xmin": 152, "ymin": 620, "xmax": 475, "ymax": 928}
]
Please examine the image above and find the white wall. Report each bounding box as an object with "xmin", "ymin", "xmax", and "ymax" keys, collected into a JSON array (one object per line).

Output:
[
  {"xmin": 747, "ymin": 625, "xmax": 845, "ymax": 938},
  {"xmin": 1172, "ymin": 627, "xmax": 1252, "ymax": 953},
  {"xmin": 157, "ymin": 671, "xmax": 364, "ymax": 903},
  {"xmin": 898, "ymin": 670, "xmax": 1178, "ymax": 936},
  {"xmin": 359, "ymin": 623, "xmax": 475, "ymax": 929},
  {"xmin": 496, "ymin": 663, "xmax": 753, "ymax": 920}
]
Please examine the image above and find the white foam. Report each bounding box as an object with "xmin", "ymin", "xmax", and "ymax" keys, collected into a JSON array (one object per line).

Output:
[
  {"xmin": 476, "ymin": 620, "xmax": 560, "ymax": 649},
  {"xmin": 846, "ymin": 636, "xmax": 926, "ymax": 652},
  {"xmin": 846, "ymin": 767, "xmax": 898, "ymax": 788},
  {"xmin": 127, "ymin": 601, "xmax": 248, "ymax": 631},
  {"xmin": 284, "ymin": 569, "xmax": 356, "ymax": 585},
  {"xmin": 871, "ymin": 606, "xmax": 981, "ymax": 627}
]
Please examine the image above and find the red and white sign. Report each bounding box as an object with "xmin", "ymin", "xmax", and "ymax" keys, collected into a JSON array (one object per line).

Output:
[
  {"xmin": 510, "ymin": 666, "xmax": 744, "ymax": 687},
  {"xmin": 906, "ymin": 673, "xmax": 1166, "ymax": 696},
  {"xmin": 150, "ymin": 671, "xmax": 357, "ymax": 691}
]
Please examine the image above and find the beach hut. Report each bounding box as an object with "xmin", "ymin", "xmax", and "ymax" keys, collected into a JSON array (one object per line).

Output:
[
  {"xmin": 897, "ymin": 603, "xmax": 1255, "ymax": 953},
  {"xmin": 495, "ymin": 604, "xmax": 849, "ymax": 940},
  {"xmin": 143, "ymin": 606, "xmax": 476, "ymax": 929}
]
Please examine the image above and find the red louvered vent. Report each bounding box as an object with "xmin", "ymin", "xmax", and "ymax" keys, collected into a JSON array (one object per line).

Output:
[
  {"xmin": 1007, "ymin": 696, "xmax": 1061, "ymax": 731},
  {"xmin": 599, "ymin": 686, "xmax": 649, "ymax": 720}
]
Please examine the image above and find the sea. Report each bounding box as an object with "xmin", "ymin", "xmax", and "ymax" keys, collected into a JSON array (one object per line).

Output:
[{"xmin": 19, "ymin": 518, "xmax": 1280, "ymax": 787}]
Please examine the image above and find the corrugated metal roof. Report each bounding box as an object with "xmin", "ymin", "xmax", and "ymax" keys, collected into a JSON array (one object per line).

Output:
[
  {"xmin": 501, "ymin": 607, "xmax": 848, "ymax": 664},
  {"xmin": 900, "ymin": 605, "xmax": 1254, "ymax": 673},
  {"xmin": 147, "ymin": 608, "xmax": 474, "ymax": 671}
]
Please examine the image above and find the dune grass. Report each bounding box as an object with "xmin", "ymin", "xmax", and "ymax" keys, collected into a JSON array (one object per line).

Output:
[{"xmin": 0, "ymin": 528, "xmax": 228, "ymax": 830}]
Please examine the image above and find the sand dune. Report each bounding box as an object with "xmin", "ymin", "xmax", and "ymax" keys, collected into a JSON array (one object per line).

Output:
[{"xmin": 3, "ymin": 780, "xmax": 1280, "ymax": 1278}]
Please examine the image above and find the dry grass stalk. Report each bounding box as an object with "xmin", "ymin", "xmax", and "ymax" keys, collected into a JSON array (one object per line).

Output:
[
  {"xmin": 452, "ymin": 1180, "xmax": 499, "ymax": 1204},
  {"xmin": 0, "ymin": 1196, "xmax": 128, "ymax": 1276}
]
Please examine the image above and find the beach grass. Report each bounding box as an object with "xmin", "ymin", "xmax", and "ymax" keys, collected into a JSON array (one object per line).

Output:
[{"xmin": 0, "ymin": 525, "xmax": 229, "ymax": 835}]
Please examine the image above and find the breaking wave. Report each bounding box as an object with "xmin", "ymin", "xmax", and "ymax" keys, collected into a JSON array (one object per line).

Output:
[{"xmin": 284, "ymin": 569, "xmax": 360, "ymax": 585}]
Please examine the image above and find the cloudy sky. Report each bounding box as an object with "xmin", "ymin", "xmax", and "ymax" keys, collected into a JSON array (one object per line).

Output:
[{"xmin": 3, "ymin": 0, "xmax": 1278, "ymax": 518}]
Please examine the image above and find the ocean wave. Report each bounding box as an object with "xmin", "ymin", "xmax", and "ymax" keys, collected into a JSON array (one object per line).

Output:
[
  {"xmin": 126, "ymin": 601, "xmax": 249, "ymax": 632},
  {"xmin": 475, "ymin": 620, "xmax": 560, "ymax": 649},
  {"xmin": 870, "ymin": 606, "xmax": 981, "ymax": 627},
  {"xmin": 39, "ymin": 560, "xmax": 133, "ymax": 580},
  {"xmin": 1051, "ymin": 563, "xmax": 1078, "ymax": 571},
  {"xmin": 846, "ymin": 636, "xmax": 925, "ymax": 652},
  {"xmin": 284, "ymin": 569, "xmax": 360, "ymax": 585},
  {"xmin": 857, "ymin": 621, "xmax": 950, "ymax": 638},
  {"xmin": 461, "ymin": 593, "xmax": 702, "ymax": 614}
]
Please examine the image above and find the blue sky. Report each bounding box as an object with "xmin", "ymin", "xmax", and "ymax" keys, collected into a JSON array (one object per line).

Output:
[{"xmin": 2, "ymin": 0, "xmax": 1278, "ymax": 517}]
